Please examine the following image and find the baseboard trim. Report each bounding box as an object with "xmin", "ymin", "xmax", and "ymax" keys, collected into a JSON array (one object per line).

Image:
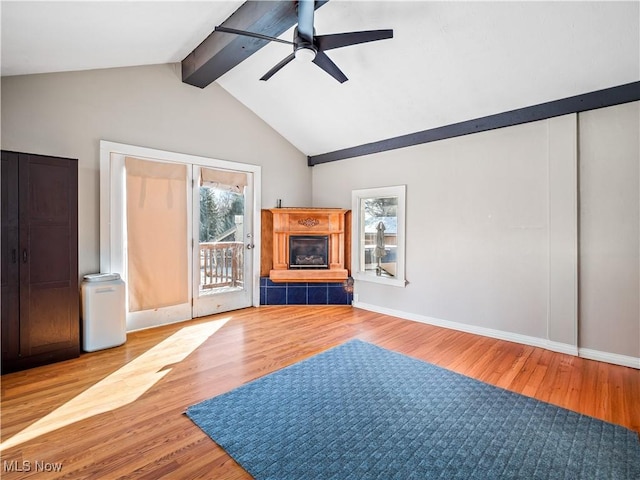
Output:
[
  {"xmin": 578, "ymin": 348, "xmax": 640, "ymax": 370},
  {"xmin": 353, "ymin": 301, "xmax": 638, "ymax": 369}
]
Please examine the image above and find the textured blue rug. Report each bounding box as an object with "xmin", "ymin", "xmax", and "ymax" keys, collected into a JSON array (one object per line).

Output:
[{"xmin": 186, "ymin": 340, "xmax": 640, "ymax": 479}]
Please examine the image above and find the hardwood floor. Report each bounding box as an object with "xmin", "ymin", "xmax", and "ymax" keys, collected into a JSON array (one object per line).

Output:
[{"xmin": 1, "ymin": 306, "xmax": 639, "ymax": 479}]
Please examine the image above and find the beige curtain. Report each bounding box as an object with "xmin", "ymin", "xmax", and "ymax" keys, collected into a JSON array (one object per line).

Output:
[
  {"xmin": 125, "ymin": 157, "xmax": 188, "ymax": 312},
  {"xmin": 201, "ymin": 168, "xmax": 247, "ymax": 193}
]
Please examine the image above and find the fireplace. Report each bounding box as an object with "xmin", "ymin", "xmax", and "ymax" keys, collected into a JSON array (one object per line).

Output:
[
  {"xmin": 289, "ymin": 235, "xmax": 329, "ymax": 269},
  {"xmin": 263, "ymin": 207, "xmax": 349, "ymax": 282}
]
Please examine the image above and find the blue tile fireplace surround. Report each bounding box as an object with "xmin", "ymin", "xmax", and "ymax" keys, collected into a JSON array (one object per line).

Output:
[{"xmin": 260, "ymin": 278, "xmax": 353, "ymax": 306}]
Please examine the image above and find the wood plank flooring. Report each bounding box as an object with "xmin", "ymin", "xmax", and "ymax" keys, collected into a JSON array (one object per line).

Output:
[{"xmin": 1, "ymin": 306, "xmax": 639, "ymax": 479}]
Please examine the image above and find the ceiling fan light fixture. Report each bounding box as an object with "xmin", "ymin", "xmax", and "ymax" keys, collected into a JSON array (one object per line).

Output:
[{"xmin": 294, "ymin": 46, "xmax": 317, "ymax": 63}]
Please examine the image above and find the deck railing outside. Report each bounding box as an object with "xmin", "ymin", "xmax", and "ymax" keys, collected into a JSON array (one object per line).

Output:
[{"xmin": 200, "ymin": 242, "xmax": 244, "ymax": 289}]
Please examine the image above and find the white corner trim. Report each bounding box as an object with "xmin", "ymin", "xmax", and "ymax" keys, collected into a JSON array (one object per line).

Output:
[
  {"xmin": 578, "ymin": 348, "xmax": 640, "ymax": 370},
  {"xmin": 351, "ymin": 302, "xmax": 632, "ymax": 370}
]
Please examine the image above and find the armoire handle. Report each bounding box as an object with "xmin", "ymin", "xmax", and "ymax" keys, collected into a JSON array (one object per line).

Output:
[
  {"xmin": 12, "ymin": 249, "xmax": 17, "ymax": 263},
  {"xmin": 22, "ymin": 249, "xmax": 28, "ymax": 263}
]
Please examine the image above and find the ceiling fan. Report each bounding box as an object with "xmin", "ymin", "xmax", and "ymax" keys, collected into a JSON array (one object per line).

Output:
[{"xmin": 215, "ymin": 0, "xmax": 393, "ymax": 83}]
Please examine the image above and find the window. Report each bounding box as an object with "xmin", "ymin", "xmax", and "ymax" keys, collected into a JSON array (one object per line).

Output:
[{"xmin": 352, "ymin": 185, "xmax": 406, "ymax": 287}]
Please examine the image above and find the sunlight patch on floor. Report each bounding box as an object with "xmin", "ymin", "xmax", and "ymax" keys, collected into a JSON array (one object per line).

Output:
[{"xmin": 0, "ymin": 317, "xmax": 230, "ymax": 452}]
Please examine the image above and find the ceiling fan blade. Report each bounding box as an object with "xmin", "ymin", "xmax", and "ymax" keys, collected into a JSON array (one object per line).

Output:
[
  {"xmin": 296, "ymin": 0, "xmax": 315, "ymax": 43},
  {"xmin": 312, "ymin": 51, "xmax": 348, "ymax": 83},
  {"xmin": 315, "ymin": 29, "xmax": 394, "ymax": 51},
  {"xmin": 215, "ymin": 26, "xmax": 294, "ymax": 45},
  {"xmin": 260, "ymin": 53, "xmax": 296, "ymax": 81}
]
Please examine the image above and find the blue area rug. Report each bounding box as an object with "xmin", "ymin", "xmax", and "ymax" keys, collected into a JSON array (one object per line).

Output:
[{"xmin": 186, "ymin": 340, "xmax": 640, "ymax": 479}]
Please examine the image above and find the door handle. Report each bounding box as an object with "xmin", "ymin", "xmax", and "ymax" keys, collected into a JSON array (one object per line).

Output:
[{"xmin": 22, "ymin": 249, "xmax": 28, "ymax": 263}]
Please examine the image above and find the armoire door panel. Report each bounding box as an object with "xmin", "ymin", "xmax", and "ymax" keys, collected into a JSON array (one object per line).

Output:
[
  {"xmin": 26, "ymin": 161, "xmax": 72, "ymax": 222},
  {"xmin": 19, "ymin": 154, "xmax": 78, "ymax": 359},
  {"xmin": 23, "ymin": 287, "xmax": 77, "ymax": 355},
  {"xmin": 28, "ymin": 225, "xmax": 71, "ymax": 284}
]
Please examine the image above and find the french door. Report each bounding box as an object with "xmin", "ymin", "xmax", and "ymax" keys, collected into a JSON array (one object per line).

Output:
[
  {"xmin": 192, "ymin": 166, "xmax": 254, "ymax": 317},
  {"xmin": 100, "ymin": 141, "xmax": 260, "ymax": 331}
]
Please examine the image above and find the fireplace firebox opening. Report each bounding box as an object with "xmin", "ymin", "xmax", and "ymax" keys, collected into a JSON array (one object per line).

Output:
[{"xmin": 289, "ymin": 235, "xmax": 329, "ymax": 269}]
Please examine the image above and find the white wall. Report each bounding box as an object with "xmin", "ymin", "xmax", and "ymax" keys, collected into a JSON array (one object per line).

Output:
[
  {"xmin": 579, "ymin": 102, "xmax": 639, "ymax": 361},
  {"xmin": 1, "ymin": 64, "xmax": 310, "ymax": 277},
  {"xmin": 313, "ymin": 104, "xmax": 640, "ymax": 367}
]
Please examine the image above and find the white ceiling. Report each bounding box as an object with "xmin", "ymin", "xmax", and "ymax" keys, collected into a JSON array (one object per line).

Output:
[
  {"xmin": 0, "ymin": 1, "xmax": 243, "ymax": 76},
  {"xmin": 2, "ymin": 1, "xmax": 639, "ymax": 158}
]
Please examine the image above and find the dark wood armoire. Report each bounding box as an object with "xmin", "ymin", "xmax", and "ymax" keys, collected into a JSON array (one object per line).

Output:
[{"xmin": 1, "ymin": 150, "xmax": 79, "ymax": 374}]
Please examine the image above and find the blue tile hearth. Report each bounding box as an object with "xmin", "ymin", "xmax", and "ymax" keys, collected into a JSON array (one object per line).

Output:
[
  {"xmin": 263, "ymin": 285, "xmax": 286, "ymax": 305},
  {"xmin": 287, "ymin": 286, "xmax": 307, "ymax": 305},
  {"xmin": 328, "ymin": 286, "xmax": 350, "ymax": 305},
  {"xmin": 308, "ymin": 285, "xmax": 329, "ymax": 305},
  {"xmin": 260, "ymin": 278, "xmax": 353, "ymax": 306}
]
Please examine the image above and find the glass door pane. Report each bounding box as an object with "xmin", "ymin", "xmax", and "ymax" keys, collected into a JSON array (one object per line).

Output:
[{"xmin": 199, "ymin": 183, "xmax": 244, "ymax": 294}]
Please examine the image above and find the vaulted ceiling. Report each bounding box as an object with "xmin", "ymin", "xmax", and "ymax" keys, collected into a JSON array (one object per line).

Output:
[{"xmin": 2, "ymin": 1, "xmax": 639, "ymax": 160}]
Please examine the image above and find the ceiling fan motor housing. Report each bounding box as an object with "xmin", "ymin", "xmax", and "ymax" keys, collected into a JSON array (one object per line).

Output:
[{"xmin": 294, "ymin": 27, "xmax": 317, "ymax": 62}]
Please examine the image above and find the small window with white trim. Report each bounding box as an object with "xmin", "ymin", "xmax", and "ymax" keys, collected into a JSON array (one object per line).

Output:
[{"xmin": 352, "ymin": 185, "xmax": 406, "ymax": 287}]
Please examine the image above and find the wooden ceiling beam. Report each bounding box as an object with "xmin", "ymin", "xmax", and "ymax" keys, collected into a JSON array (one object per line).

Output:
[
  {"xmin": 182, "ymin": 1, "xmax": 328, "ymax": 88},
  {"xmin": 308, "ymin": 81, "xmax": 640, "ymax": 165}
]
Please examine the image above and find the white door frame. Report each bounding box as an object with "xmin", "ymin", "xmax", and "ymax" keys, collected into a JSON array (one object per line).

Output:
[{"xmin": 99, "ymin": 140, "xmax": 262, "ymax": 331}]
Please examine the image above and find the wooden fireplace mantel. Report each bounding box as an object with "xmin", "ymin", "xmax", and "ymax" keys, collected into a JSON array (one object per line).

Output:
[{"xmin": 261, "ymin": 208, "xmax": 351, "ymax": 283}]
